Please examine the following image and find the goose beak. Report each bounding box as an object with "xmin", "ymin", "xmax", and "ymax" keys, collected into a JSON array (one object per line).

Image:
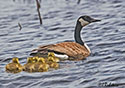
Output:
[{"xmin": 90, "ymin": 18, "xmax": 101, "ymax": 23}]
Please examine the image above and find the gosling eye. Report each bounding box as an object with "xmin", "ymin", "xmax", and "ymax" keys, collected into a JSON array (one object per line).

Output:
[{"xmin": 16, "ymin": 68, "xmax": 19, "ymax": 70}]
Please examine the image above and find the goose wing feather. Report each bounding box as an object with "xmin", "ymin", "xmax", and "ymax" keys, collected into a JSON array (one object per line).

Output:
[{"xmin": 31, "ymin": 42, "xmax": 90, "ymax": 60}]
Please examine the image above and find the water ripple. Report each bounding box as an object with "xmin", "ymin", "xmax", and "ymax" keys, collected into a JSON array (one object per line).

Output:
[{"xmin": 0, "ymin": 0, "xmax": 125, "ymax": 88}]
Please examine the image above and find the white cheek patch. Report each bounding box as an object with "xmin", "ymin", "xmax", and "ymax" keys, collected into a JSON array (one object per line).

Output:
[{"xmin": 79, "ymin": 18, "xmax": 89, "ymax": 26}]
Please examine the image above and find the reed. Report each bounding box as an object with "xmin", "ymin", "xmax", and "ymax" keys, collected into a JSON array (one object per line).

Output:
[
  {"xmin": 77, "ymin": 0, "xmax": 81, "ymax": 4},
  {"xmin": 18, "ymin": 22, "xmax": 22, "ymax": 30},
  {"xmin": 36, "ymin": 0, "xmax": 42, "ymax": 25}
]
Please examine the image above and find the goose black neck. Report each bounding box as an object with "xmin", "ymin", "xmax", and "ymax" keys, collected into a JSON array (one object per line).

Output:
[{"xmin": 74, "ymin": 21, "xmax": 84, "ymax": 45}]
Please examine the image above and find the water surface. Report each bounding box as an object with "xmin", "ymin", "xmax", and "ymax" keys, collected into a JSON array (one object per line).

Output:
[{"xmin": 0, "ymin": 0, "xmax": 125, "ymax": 88}]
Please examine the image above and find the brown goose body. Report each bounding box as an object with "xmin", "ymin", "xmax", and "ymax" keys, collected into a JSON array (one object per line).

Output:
[
  {"xmin": 30, "ymin": 16, "xmax": 100, "ymax": 60},
  {"xmin": 32, "ymin": 42, "xmax": 90, "ymax": 60}
]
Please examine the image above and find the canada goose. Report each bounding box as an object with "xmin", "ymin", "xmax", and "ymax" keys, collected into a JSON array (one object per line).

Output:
[
  {"xmin": 49, "ymin": 62, "xmax": 59, "ymax": 69},
  {"xmin": 5, "ymin": 57, "xmax": 23, "ymax": 73},
  {"xmin": 32, "ymin": 56, "xmax": 39, "ymax": 62},
  {"xmin": 30, "ymin": 15, "xmax": 101, "ymax": 60},
  {"xmin": 23, "ymin": 57, "xmax": 35, "ymax": 73},
  {"xmin": 47, "ymin": 52, "xmax": 60, "ymax": 62},
  {"xmin": 34, "ymin": 57, "xmax": 49, "ymax": 72},
  {"xmin": 46, "ymin": 52, "xmax": 60, "ymax": 69}
]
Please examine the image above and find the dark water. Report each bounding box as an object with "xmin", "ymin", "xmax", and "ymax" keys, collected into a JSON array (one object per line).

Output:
[{"xmin": 0, "ymin": 0, "xmax": 125, "ymax": 88}]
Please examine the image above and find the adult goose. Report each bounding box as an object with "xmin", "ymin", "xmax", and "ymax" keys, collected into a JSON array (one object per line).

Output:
[{"xmin": 30, "ymin": 15, "xmax": 101, "ymax": 60}]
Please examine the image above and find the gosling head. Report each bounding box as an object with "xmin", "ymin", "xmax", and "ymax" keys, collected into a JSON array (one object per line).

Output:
[
  {"xmin": 27, "ymin": 57, "xmax": 34, "ymax": 63},
  {"xmin": 38, "ymin": 57, "xmax": 45, "ymax": 63},
  {"xmin": 78, "ymin": 15, "xmax": 101, "ymax": 27},
  {"xmin": 32, "ymin": 56, "xmax": 39, "ymax": 62},
  {"xmin": 48, "ymin": 52, "xmax": 55, "ymax": 57},
  {"xmin": 12, "ymin": 57, "xmax": 19, "ymax": 64}
]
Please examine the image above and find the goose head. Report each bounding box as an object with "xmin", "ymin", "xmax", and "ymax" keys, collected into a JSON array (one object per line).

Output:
[{"xmin": 78, "ymin": 15, "xmax": 101, "ymax": 27}]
